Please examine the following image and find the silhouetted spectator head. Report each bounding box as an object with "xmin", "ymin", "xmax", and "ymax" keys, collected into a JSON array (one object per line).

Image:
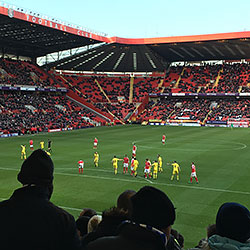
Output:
[
  {"xmin": 117, "ymin": 189, "xmax": 136, "ymax": 212},
  {"xmin": 216, "ymin": 202, "xmax": 250, "ymax": 243},
  {"xmin": 131, "ymin": 186, "xmax": 175, "ymax": 232},
  {"xmin": 80, "ymin": 208, "xmax": 97, "ymax": 218},
  {"xmin": 76, "ymin": 216, "xmax": 90, "ymax": 238},
  {"xmin": 17, "ymin": 149, "xmax": 54, "ymax": 186}
]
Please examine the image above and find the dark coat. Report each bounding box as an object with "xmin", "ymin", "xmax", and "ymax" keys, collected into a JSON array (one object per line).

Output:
[
  {"xmin": 0, "ymin": 185, "xmax": 81, "ymax": 250},
  {"xmin": 86, "ymin": 222, "xmax": 171, "ymax": 250}
]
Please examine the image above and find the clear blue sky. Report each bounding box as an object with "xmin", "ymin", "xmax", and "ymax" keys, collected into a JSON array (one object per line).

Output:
[{"xmin": 4, "ymin": 0, "xmax": 250, "ymax": 38}]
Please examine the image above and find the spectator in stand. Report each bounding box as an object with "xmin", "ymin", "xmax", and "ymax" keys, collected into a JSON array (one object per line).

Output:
[
  {"xmin": 82, "ymin": 207, "xmax": 129, "ymax": 248},
  {"xmin": 117, "ymin": 189, "xmax": 136, "ymax": 212},
  {"xmin": 80, "ymin": 208, "xmax": 97, "ymax": 218},
  {"xmin": 76, "ymin": 208, "xmax": 97, "ymax": 240},
  {"xmin": 76, "ymin": 216, "xmax": 91, "ymax": 239},
  {"xmin": 86, "ymin": 186, "xmax": 182, "ymax": 250},
  {"xmin": 0, "ymin": 149, "xmax": 81, "ymax": 250},
  {"xmin": 190, "ymin": 202, "xmax": 250, "ymax": 250},
  {"xmin": 81, "ymin": 189, "xmax": 136, "ymax": 248}
]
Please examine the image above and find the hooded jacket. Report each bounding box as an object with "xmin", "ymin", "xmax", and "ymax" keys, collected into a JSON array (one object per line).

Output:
[{"xmin": 208, "ymin": 235, "xmax": 250, "ymax": 250}]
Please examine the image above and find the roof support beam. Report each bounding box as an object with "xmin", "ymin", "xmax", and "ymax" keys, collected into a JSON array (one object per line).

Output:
[
  {"xmin": 169, "ymin": 48, "xmax": 184, "ymax": 58},
  {"xmin": 190, "ymin": 48, "xmax": 204, "ymax": 57},
  {"xmin": 145, "ymin": 52, "xmax": 157, "ymax": 69},
  {"xmin": 180, "ymin": 47, "xmax": 195, "ymax": 58},
  {"xmin": 235, "ymin": 44, "xmax": 245, "ymax": 55},
  {"xmin": 113, "ymin": 52, "xmax": 125, "ymax": 70},
  {"xmin": 133, "ymin": 52, "xmax": 137, "ymax": 71},
  {"xmin": 224, "ymin": 45, "xmax": 236, "ymax": 56},
  {"xmin": 202, "ymin": 46, "xmax": 215, "ymax": 57},
  {"xmin": 212, "ymin": 45, "xmax": 224, "ymax": 56}
]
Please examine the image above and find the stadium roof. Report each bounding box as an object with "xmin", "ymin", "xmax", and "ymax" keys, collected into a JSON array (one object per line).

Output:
[{"xmin": 1, "ymin": 4, "xmax": 250, "ymax": 71}]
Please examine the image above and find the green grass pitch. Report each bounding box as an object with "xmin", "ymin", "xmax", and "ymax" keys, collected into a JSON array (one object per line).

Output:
[{"xmin": 0, "ymin": 125, "xmax": 250, "ymax": 248}]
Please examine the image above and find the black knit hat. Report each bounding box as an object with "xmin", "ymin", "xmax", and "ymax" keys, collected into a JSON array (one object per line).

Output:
[
  {"xmin": 17, "ymin": 149, "xmax": 54, "ymax": 186},
  {"xmin": 216, "ymin": 202, "xmax": 250, "ymax": 243},
  {"xmin": 131, "ymin": 186, "xmax": 175, "ymax": 229}
]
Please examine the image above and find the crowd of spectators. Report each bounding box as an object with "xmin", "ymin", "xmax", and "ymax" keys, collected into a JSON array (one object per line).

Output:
[
  {"xmin": 138, "ymin": 98, "xmax": 249, "ymax": 122},
  {"xmin": 171, "ymin": 99, "xmax": 211, "ymax": 121},
  {"xmin": 133, "ymin": 77, "xmax": 161, "ymax": 102},
  {"xmin": 207, "ymin": 99, "xmax": 250, "ymax": 121},
  {"xmin": 1, "ymin": 150, "xmax": 249, "ymax": 249},
  {"xmin": 104, "ymin": 102, "xmax": 135, "ymax": 120},
  {"xmin": 96, "ymin": 76, "xmax": 130, "ymax": 102},
  {"xmin": 1, "ymin": 59, "xmax": 250, "ymax": 126},
  {"xmin": 177, "ymin": 65, "xmax": 220, "ymax": 93},
  {"xmin": 216, "ymin": 63, "xmax": 250, "ymax": 93},
  {"xmin": 163, "ymin": 63, "xmax": 250, "ymax": 94},
  {"xmin": 138, "ymin": 100, "xmax": 175, "ymax": 121},
  {"xmin": 0, "ymin": 91, "xmax": 100, "ymax": 134},
  {"xmin": 54, "ymin": 75, "xmax": 108, "ymax": 102},
  {"xmin": 0, "ymin": 58, "xmax": 57, "ymax": 87}
]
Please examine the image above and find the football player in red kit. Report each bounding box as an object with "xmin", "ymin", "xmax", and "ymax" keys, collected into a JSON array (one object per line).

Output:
[
  {"xmin": 144, "ymin": 159, "xmax": 152, "ymax": 179},
  {"xmin": 189, "ymin": 162, "xmax": 199, "ymax": 184},
  {"xmin": 162, "ymin": 135, "xmax": 166, "ymax": 145},
  {"xmin": 123, "ymin": 154, "xmax": 129, "ymax": 174},
  {"xmin": 29, "ymin": 139, "xmax": 34, "ymax": 150},
  {"xmin": 78, "ymin": 160, "xmax": 84, "ymax": 174},
  {"xmin": 132, "ymin": 143, "xmax": 137, "ymax": 157},
  {"xmin": 93, "ymin": 138, "xmax": 98, "ymax": 149}
]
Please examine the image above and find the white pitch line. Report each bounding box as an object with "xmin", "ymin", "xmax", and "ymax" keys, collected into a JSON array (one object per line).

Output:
[
  {"xmin": 137, "ymin": 175, "xmax": 153, "ymax": 184},
  {"xmin": 0, "ymin": 167, "xmax": 249, "ymax": 196},
  {"xmin": 55, "ymin": 172, "xmax": 250, "ymax": 195},
  {"xmin": 0, "ymin": 197, "xmax": 98, "ymax": 213},
  {"xmin": 59, "ymin": 206, "xmax": 83, "ymax": 212},
  {"xmin": 56, "ymin": 168, "xmax": 114, "ymax": 173}
]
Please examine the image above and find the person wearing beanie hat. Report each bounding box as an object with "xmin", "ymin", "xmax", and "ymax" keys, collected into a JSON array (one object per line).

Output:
[
  {"xmin": 215, "ymin": 202, "xmax": 250, "ymax": 243},
  {"xmin": 131, "ymin": 186, "xmax": 176, "ymax": 231},
  {"xmin": 189, "ymin": 202, "xmax": 250, "ymax": 250},
  {"xmin": 17, "ymin": 149, "xmax": 54, "ymax": 186},
  {"xmin": 86, "ymin": 186, "xmax": 181, "ymax": 250},
  {"xmin": 0, "ymin": 149, "xmax": 81, "ymax": 250}
]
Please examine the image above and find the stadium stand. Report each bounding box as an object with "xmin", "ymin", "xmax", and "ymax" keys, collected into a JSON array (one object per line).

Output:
[
  {"xmin": 0, "ymin": 91, "xmax": 100, "ymax": 135},
  {"xmin": 162, "ymin": 63, "xmax": 250, "ymax": 94},
  {"xmin": 138, "ymin": 97, "xmax": 250, "ymax": 125},
  {"xmin": 95, "ymin": 76, "xmax": 130, "ymax": 102},
  {"xmin": 0, "ymin": 58, "xmax": 58, "ymax": 87},
  {"xmin": 133, "ymin": 77, "xmax": 161, "ymax": 102},
  {"xmin": 207, "ymin": 99, "xmax": 250, "ymax": 121}
]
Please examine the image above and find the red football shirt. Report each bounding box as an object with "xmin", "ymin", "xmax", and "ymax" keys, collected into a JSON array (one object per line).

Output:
[
  {"xmin": 123, "ymin": 157, "xmax": 129, "ymax": 164},
  {"xmin": 191, "ymin": 164, "xmax": 196, "ymax": 173}
]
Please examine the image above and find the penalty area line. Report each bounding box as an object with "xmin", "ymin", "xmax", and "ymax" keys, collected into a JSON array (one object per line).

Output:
[
  {"xmin": 55, "ymin": 172, "xmax": 250, "ymax": 196},
  {"xmin": 0, "ymin": 167, "xmax": 249, "ymax": 196}
]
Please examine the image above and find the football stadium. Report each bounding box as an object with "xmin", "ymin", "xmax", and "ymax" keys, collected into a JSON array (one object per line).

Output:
[{"xmin": 0, "ymin": 2, "xmax": 250, "ymax": 249}]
